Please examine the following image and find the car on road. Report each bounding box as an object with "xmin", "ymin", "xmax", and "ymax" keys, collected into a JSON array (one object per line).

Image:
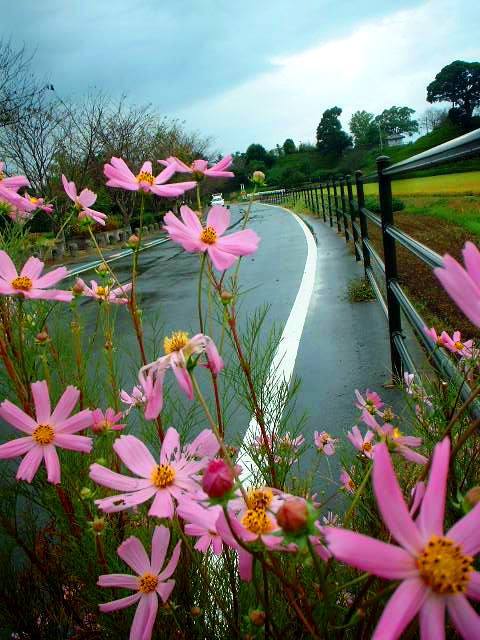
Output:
[{"xmin": 210, "ymin": 193, "xmax": 225, "ymax": 207}]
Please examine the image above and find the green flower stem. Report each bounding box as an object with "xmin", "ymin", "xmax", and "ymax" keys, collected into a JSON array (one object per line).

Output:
[{"xmin": 343, "ymin": 462, "xmax": 373, "ymax": 527}]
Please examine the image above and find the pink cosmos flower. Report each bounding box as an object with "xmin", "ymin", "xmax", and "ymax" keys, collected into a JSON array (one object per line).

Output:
[
  {"xmin": 216, "ymin": 487, "xmax": 285, "ymax": 581},
  {"xmin": 325, "ymin": 439, "xmax": 480, "ymax": 640},
  {"xmin": 0, "ymin": 161, "xmax": 30, "ymax": 191},
  {"xmin": 91, "ymin": 408, "xmax": 125, "ymax": 434},
  {"xmin": 75, "ymin": 278, "xmax": 131, "ymax": 304},
  {"xmin": 362, "ymin": 412, "xmax": 427, "ymax": 465},
  {"xmin": 90, "ymin": 428, "xmax": 219, "ymax": 519},
  {"xmin": 177, "ymin": 500, "xmax": 223, "ymax": 555},
  {"xmin": 0, "ymin": 381, "xmax": 93, "ymax": 484},
  {"xmin": 0, "ymin": 251, "xmax": 73, "ymax": 302},
  {"xmin": 424, "ymin": 326, "xmax": 448, "ymax": 347},
  {"xmin": 158, "ymin": 155, "xmax": 234, "ymax": 179},
  {"xmin": 62, "ymin": 175, "xmax": 107, "ymax": 226},
  {"xmin": 24, "ymin": 192, "xmax": 54, "ymax": 214},
  {"xmin": 314, "ymin": 430, "xmax": 338, "ymax": 456},
  {"xmin": 340, "ymin": 470, "xmax": 356, "ymax": 494},
  {"xmin": 139, "ymin": 331, "xmax": 224, "ymax": 420},
  {"xmin": 440, "ymin": 331, "xmax": 474, "ymax": 358},
  {"xmin": 435, "ymin": 241, "xmax": 480, "ymax": 328},
  {"xmin": 163, "ymin": 205, "xmax": 260, "ymax": 271},
  {"xmin": 120, "ymin": 385, "xmax": 146, "ymax": 412},
  {"xmin": 347, "ymin": 425, "xmax": 376, "ymax": 459},
  {"xmin": 104, "ymin": 158, "xmax": 196, "ymax": 197},
  {"xmin": 98, "ymin": 526, "xmax": 181, "ymax": 640},
  {"xmin": 354, "ymin": 389, "xmax": 384, "ymax": 415}
]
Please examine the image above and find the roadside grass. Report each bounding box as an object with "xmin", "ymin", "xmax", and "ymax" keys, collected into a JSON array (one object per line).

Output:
[
  {"xmin": 363, "ymin": 171, "xmax": 480, "ymax": 197},
  {"xmin": 347, "ymin": 277, "xmax": 376, "ymax": 303}
]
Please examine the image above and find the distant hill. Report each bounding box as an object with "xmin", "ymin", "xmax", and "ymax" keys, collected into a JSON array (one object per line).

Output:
[{"xmin": 263, "ymin": 120, "xmax": 480, "ymax": 188}]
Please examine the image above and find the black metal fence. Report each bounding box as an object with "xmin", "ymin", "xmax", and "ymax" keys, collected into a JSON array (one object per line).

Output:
[{"xmin": 256, "ymin": 128, "xmax": 480, "ymax": 404}]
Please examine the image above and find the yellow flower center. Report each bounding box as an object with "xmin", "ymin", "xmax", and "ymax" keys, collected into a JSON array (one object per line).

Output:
[
  {"xmin": 392, "ymin": 427, "xmax": 402, "ymax": 440},
  {"xmin": 241, "ymin": 509, "xmax": 274, "ymax": 535},
  {"xmin": 417, "ymin": 535, "xmax": 473, "ymax": 594},
  {"xmin": 97, "ymin": 419, "xmax": 112, "ymax": 431},
  {"xmin": 164, "ymin": 331, "xmax": 189, "ymax": 354},
  {"xmin": 362, "ymin": 441, "xmax": 372, "ymax": 453},
  {"xmin": 29, "ymin": 196, "xmax": 39, "ymax": 204},
  {"xmin": 136, "ymin": 171, "xmax": 155, "ymax": 186},
  {"xmin": 383, "ymin": 408, "xmax": 394, "ymax": 422},
  {"xmin": 96, "ymin": 286, "xmax": 108, "ymax": 298},
  {"xmin": 138, "ymin": 572, "xmax": 159, "ymax": 594},
  {"xmin": 246, "ymin": 488, "xmax": 273, "ymax": 511},
  {"xmin": 150, "ymin": 464, "xmax": 176, "ymax": 488},
  {"xmin": 366, "ymin": 401, "xmax": 376, "ymax": 414},
  {"xmin": 347, "ymin": 479, "xmax": 355, "ymax": 491},
  {"xmin": 0, "ymin": 171, "xmax": 4, "ymax": 180},
  {"xmin": 455, "ymin": 341, "xmax": 465, "ymax": 350},
  {"xmin": 200, "ymin": 226, "xmax": 218, "ymax": 245},
  {"xmin": 32, "ymin": 424, "xmax": 55, "ymax": 445},
  {"xmin": 11, "ymin": 276, "xmax": 33, "ymax": 291}
]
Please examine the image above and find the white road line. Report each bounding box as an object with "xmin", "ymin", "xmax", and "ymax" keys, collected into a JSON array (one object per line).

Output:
[{"xmin": 237, "ymin": 204, "xmax": 317, "ymax": 484}]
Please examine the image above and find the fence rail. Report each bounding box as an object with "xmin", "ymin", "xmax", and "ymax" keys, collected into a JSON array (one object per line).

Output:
[{"xmin": 256, "ymin": 127, "xmax": 480, "ymax": 410}]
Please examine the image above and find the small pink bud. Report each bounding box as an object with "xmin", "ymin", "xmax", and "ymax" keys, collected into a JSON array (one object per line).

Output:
[
  {"xmin": 249, "ymin": 610, "xmax": 266, "ymax": 626},
  {"xmin": 466, "ymin": 487, "xmax": 480, "ymax": 508},
  {"xmin": 202, "ymin": 459, "xmax": 235, "ymax": 498},
  {"xmin": 72, "ymin": 279, "xmax": 85, "ymax": 295},
  {"xmin": 276, "ymin": 498, "xmax": 308, "ymax": 533},
  {"xmin": 128, "ymin": 234, "xmax": 140, "ymax": 246}
]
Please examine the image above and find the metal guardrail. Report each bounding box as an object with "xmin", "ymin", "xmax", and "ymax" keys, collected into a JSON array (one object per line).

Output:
[{"xmin": 257, "ymin": 127, "xmax": 480, "ymax": 412}]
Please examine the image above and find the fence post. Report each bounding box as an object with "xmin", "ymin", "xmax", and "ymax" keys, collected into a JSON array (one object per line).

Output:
[
  {"xmin": 319, "ymin": 184, "xmax": 326, "ymax": 222},
  {"xmin": 346, "ymin": 175, "xmax": 361, "ymax": 261},
  {"xmin": 377, "ymin": 155, "xmax": 403, "ymax": 380},
  {"xmin": 355, "ymin": 171, "xmax": 371, "ymax": 273},
  {"xmin": 332, "ymin": 177, "xmax": 341, "ymax": 233},
  {"xmin": 326, "ymin": 181, "xmax": 333, "ymax": 227},
  {"xmin": 340, "ymin": 177, "xmax": 350, "ymax": 243}
]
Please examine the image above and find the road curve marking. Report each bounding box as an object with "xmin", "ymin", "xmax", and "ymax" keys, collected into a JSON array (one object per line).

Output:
[{"xmin": 237, "ymin": 204, "xmax": 317, "ymax": 485}]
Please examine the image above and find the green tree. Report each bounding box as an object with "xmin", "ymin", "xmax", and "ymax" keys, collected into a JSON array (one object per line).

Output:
[
  {"xmin": 427, "ymin": 60, "xmax": 480, "ymax": 122},
  {"xmin": 315, "ymin": 107, "xmax": 352, "ymax": 157},
  {"xmin": 374, "ymin": 106, "xmax": 418, "ymax": 138},
  {"xmin": 282, "ymin": 138, "xmax": 296, "ymax": 154},
  {"xmin": 245, "ymin": 143, "xmax": 275, "ymax": 168},
  {"xmin": 349, "ymin": 110, "xmax": 379, "ymax": 147}
]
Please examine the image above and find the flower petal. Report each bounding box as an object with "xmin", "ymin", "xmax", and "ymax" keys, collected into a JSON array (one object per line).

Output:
[
  {"xmin": 447, "ymin": 502, "xmax": 480, "ymax": 556},
  {"xmin": 43, "ymin": 445, "xmax": 61, "ymax": 483},
  {"xmin": 372, "ymin": 578, "xmax": 428, "ymax": 640},
  {"xmin": 0, "ymin": 400, "xmax": 36, "ymax": 434},
  {"xmin": 54, "ymin": 433, "xmax": 92, "ymax": 453},
  {"xmin": 156, "ymin": 580, "xmax": 175, "ymax": 602},
  {"xmin": 31, "ymin": 380, "xmax": 51, "ymax": 424},
  {"xmin": 148, "ymin": 489, "xmax": 175, "ymax": 519},
  {"xmin": 118, "ymin": 536, "xmax": 151, "ymax": 574},
  {"xmin": 0, "ymin": 436, "xmax": 34, "ymax": 458},
  {"xmin": 130, "ymin": 592, "xmax": 158, "ymax": 640},
  {"xmin": 114, "ymin": 435, "xmax": 157, "ymax": 478},
  {"xmin": 419, "ymin": 594, "xmax": 446, "ymax": 640},
  {"xmin": 467, "ymin": 571, "xmax": 480, "ymax": 601},
  {"xmin": 373, "ymin": 443, "xmax": 424, "ymax": 554},
  {"xmin": 16, "ymin": 445, "xmax": 43, "ymax": 482},
  {"xmin": 90, "ymin": 463, "xmax": 152, "ymax": 492},
  {"xmin": 99, "ymin": 592, "xmax": 141, "ymax": 613},
  {"xmin": 157, "ymin": 540, "xmax": 181, "ymax": 581},
  {"xmin": 206, "ymin": 205, "xmax": 229, "ymax": 235},
  {"xmin": 95, "ymin": 486, "xmax": 157, "ymax": 513},
  {"xmin": 0, "ymin": 250, "xmax": 18, "ymax": 281},
  {"xmin": 160, "ymin": 427, "xmax": 181, "ymax": 463},
  {"xmin": 55, "ymin": 409, "xmax": 92, "ymax": 434},
  {"xmin": 50, "ymin": 386, "xmax": 79, "ymax": 424},
  {"xmin": 20, "ymin": 256, "xmax": 44, "ymax": 280},
  {"xmin": 207, "ymin": 245, "xmax": 238, "ymax": 271},
  {"xmin": 418, "ymin": 438, "xmax": 449, "ymax": 540},
  {"xmin": 97, "ymin": 574, "xmax": 138, "ymax": 590},
  {"xmin": 447, "ymin": 594, "xmax": 480, "ymax": 639},
  {"xmin": 324, "ymin": 527, "xmax": 418, "ymax": 580},
  {"xmin": 150, "ymin": 525, "xmax": 170, "ymax": 575}
]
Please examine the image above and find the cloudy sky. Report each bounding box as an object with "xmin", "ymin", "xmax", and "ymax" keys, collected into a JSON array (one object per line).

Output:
[{"xmin": 2, "ymin": 0, "xmax": 480, "ymax": 153}]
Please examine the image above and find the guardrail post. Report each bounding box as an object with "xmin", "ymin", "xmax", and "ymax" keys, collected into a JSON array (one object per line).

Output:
[
  {"xmin": 326, "ymin": 180, "xmax": 333, "ymax": 227},
  {"xmin": 332, "ymin": 177, "xmax": 341, "ymax": 233},
  {"xmin": 355, "ymin": 171, "xmax": 371, "ymax": 273},
  {"xmin": 346, "ymin": 175, "xmax": 360, "ymax": 261},
  {"xmin": 377, "ymin": 155, "xmax": 403, "ymax": 380},
  {"xmin": 320, "ymin": 184, "xmax": 326, "ymax": 222},
  {"xmin": 340, "ymin": 177, "xmax": 350, "ymax": 243}
]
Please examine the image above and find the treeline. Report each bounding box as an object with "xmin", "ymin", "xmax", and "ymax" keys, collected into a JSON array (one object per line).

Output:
[
  {"xmin": 0, "ymin": 40, "xmax": 219, "ymax": 232},
  {"xmin": 231, "ymin": 59, "xmax": 480, "ymax": 189}
]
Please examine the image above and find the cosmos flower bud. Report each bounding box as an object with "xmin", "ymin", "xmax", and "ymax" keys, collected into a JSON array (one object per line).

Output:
[
  {"xmin": 465, "ymin": 486, "xmax": 480, "ymax": 509},
  {"xmin": 97, "ymin": 262, "xmax": 109, "ymax": 274},
  {"xmin": 220, "ymin": 290, "xmax": 233, "ymax": 305},
  {"xmin": 80, "ymin": 487, "xmax": 93, "ymax": 499},
  {"xmin": 276, "ymin": 497, "xmax": 308, "ymax": 533},
  {"xmin": 252, "ymin": 171, "xmax": 266, "ymax": 185},
  {"xmin": 202, "ymin": 459, "xmax": 235, "ymax": 498},
  {"xmin": 190, "ymin": 607, "xmax": 202, "ymax": 617},
  {"xmin": 89, "ymin": 516, "xmax": 106, "ymax": 535},
  {"xmin": 72, "ymin": 279, "xmax": 85, "ymax": 295},
  {"xmin": 249, "ymin": 610, "xmax": 266, "ymax": 626},
  {"xmin": 128, "ymin": 234, "xmax": 140, "ymax": 247},
  {"xmin": 35, "ymin": 330, "xmax": 50, "ymax": 344}
]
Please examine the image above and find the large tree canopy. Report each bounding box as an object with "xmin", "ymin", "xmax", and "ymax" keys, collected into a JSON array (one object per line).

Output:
[
  {"xmin": 427, "ymin": 60, "xmax": 480, "ymax": 121},
  {"xmin": 316, "ymin": 107, "xmax": 352, "ymax": 157},
  {"xmin": 374, "ymin": 106, "xmax": 418, "ymax": 138},
  {"xmin": 282, "ymin": 138, "xmax": 296, "ymax": 154},
  {"xmin": 349, "ymin": 110, "xmax": 379, "ymax": 147}
]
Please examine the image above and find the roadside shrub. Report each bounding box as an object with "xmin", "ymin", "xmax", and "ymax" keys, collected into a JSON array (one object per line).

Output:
[
  {"xmin": 364, "ymin": 194, "xmax": 406, "ymax": 213},
  {"xmin": 347, "ymin": 277, "xmax": 376, "ymax": 302}
]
